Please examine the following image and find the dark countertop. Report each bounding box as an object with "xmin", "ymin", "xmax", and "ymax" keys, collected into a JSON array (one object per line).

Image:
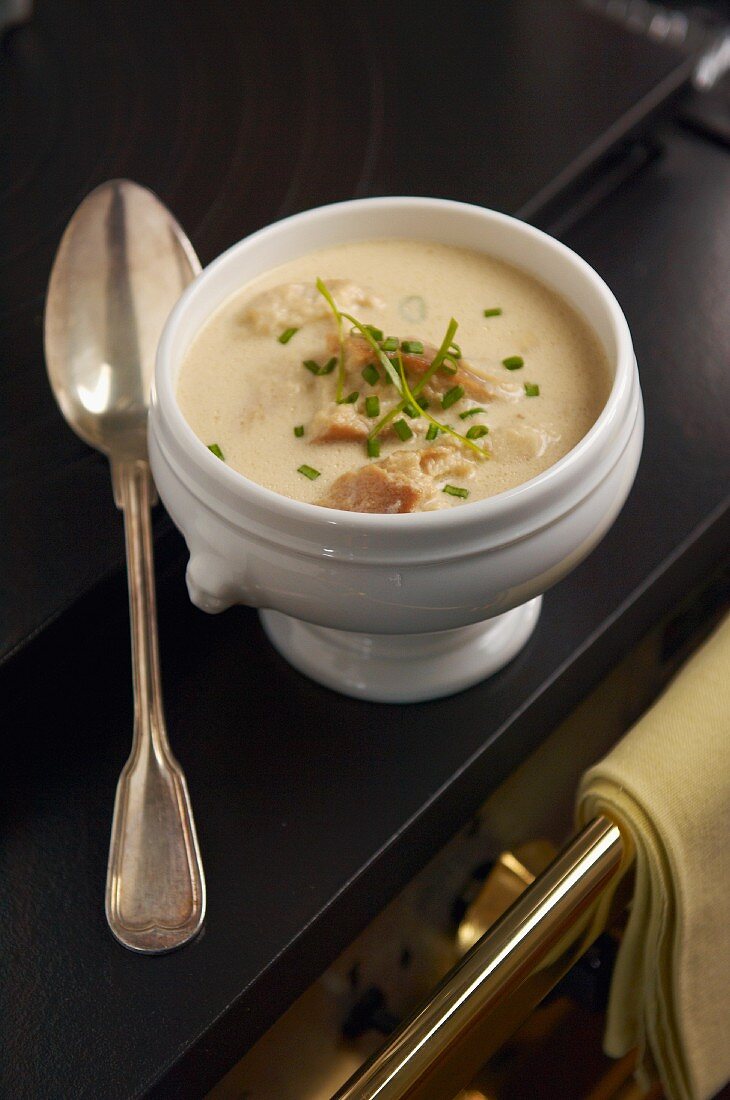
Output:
[{"xmin": 2, "ymin": 4, "xmax": 729, "ymax": 1099}]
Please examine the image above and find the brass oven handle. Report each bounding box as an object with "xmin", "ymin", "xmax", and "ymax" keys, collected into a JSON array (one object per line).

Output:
[{"xmin": 333, "ymin": 815, "xmax": 628, "ymax": 1100}]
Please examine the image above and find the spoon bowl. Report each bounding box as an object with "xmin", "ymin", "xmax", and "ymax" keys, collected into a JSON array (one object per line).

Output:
[{"xmin": 45, "ymin": 179, "xmax": 200, "ymax": 464}]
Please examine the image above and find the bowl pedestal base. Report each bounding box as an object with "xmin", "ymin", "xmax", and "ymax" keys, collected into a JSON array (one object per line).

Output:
[{"xmin": 259, "ymin": 597, "xmax": 542, "ymax": 704}]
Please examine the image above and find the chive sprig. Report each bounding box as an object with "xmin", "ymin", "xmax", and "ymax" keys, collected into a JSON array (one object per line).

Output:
[{"xmin": 315, "ymin": 283, "xmax": 490, "ymax": 461}]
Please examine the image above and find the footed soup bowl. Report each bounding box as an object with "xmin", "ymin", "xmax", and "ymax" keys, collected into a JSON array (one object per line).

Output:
[{"xmin": 149, "ymin": 198, "xmax": 643, "ymax": 702}]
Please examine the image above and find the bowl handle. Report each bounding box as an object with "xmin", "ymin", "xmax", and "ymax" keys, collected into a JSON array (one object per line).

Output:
[{"xmin": 185, "ymin": 550, "xmax": 260, "ymax": 613}]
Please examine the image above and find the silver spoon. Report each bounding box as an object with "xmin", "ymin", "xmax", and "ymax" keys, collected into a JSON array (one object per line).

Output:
[{"xmin": 44, "ymin": 179, "xmax": 205, "ymax": 953}]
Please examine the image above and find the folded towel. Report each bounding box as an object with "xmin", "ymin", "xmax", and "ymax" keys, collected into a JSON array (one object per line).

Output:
[{"xmin": 577, "ymin": 612, "xmax": 730, "ymax": 1100}]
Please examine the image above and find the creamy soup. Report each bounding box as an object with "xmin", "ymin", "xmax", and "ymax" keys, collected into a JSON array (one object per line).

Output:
[{"xmin": 177, "ymin": 240, "xmax": 611, "ymax": 512}]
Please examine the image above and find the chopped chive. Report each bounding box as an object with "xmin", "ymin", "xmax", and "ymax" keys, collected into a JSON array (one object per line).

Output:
[
  {"xmin": 365, "ymin": 395, "xmax": 380, "ymax": 418},
  {"xmin": 449, "ymin": 341, "xmax": 462, "ymax": 358},
  {"xmin": 443, "ymin": 484, "xmax": 469, "ymax": 499},
  {"xmin": 297, "ymin": 464, "xmax": 321, "ymax": 481},
  {"xmin": 524, "ymin": 382, "xmax": 540, "ymax": 397},
  {"xmin": 401, "ymin": 339, "xmax": 424, "ymax": 355},
  {"xmin": 361, "ymin": 362, "xmax": 380, "ymax": 386},
  {"xmin": 483, "ymin": 307, "xmax": 502, "ymax": 317},
  {"xmin": 409, "ymin": 317, "xmax": 458, "ymax": 399},
  {"xmin": 393, "ymin": 345, "xmax": 488, "ymax": 462},
  {"xmin": 207, "ymin": 443, "xmax": 225, "ymax": 460},
  {"xmin": 419, "ymin": 398, "xmax": 430, "ymax": 410},
  {"xmin": 364, "ymin": 324, "xmax": 384, "ymax": 342},
  {"xmin": 502, "ymin": 355, "xmax": 524, "ymax": 370},
  {"xmin": 293, "ymin": 425, "xmax": 305, "ymax": 438},
  {"xmin": 343, "ymin": 313, "xmax": 403, "ymax": 389},
  {"xmin": 426, "ymin": 423, "xmax": 440, "ymax": 441},
  {"xmin": 315, "ymin": 278, "xmax": 346, "ymax": 402},
  {"xmin": 393, "ymin": 419, "xmax": 414, "ymax": 442},
  {"xmin": 466, "ymin": 424, "xmax": 489, "ymax": 439},
  {"xmin": 367, "ymin": 438, "xmax": 381, "ymax": 458},
  {"xmin": 403, "ymin": 403, "xmax": 421, "ymax": 418},
  {"xmin": 441, "ymin": 385, "xmax": 465, "ymax": 410},
  {"xmin": 381, "ymin": 336, "xmax": 399, "ymax": 351},
  {"xmin": 278, "ymin": 326, "xmax": 299, "ymax": 344},
  {"xmin": 352, "ymin": 315, "xmax": 489, "ymax": 462},
  {"xmin": 440, "ymin": 358, "xmax": 458, "ymax": 376},
  {"xmin": 337, "ymin": 391, "xmax": 359, "ymax": 404},
  {"xmin": 303, "ymin": 357, "xmax": 337, "ymax": 376},
  {"xmin": 459, "ymin": 406, "xmax": 485, "ymax": 420}
]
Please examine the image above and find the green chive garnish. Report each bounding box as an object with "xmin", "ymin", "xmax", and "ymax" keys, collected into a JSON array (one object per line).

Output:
[
  {"xmin": 442, "ymin": 385, "xmax": 465, "ymax": 410},
  {"xmin": 502, "ymin": 356, "xmax": 524, "ymax": 370},
  {"xmin": 443, "ymin": 485, "xmax": 469, "ymax": 499},
  {"xmin": 293, "ymin": 425, "xmax": 304, "ymax": 437},
  {"xmin": 361, "ymin": 363, "xmax": 380, "ymax": 386},
  {"xmin": 342, "ymin": 311, "xmax": 488, "ymax": 461},
  {"xmin": 344, "ymin": 315, "xmax": 403, "ymax": 388},
  {"xmin": 403, "ymin": 403, "xmax": 421, "ymax": 418},
  {"xmin": 426, "ymin": 424, "xmax": 440, "ymax": 441},
  {"xmin": 365, "ymin": 395, "xmax": 380, "ymax": 418},
  {"xmin": 466, "ymin": 424, "xmax": 489, "ymax": 439},
  {"xmin": 208, "ymin": 443, "xmax": 225, "ymax": 460},
  {"xmin": 381, "ymin": 336, "xmax": 399, "ymax": 351},
  {"xmin": 524, "ymin": 382, "xmax": 540, "ymax": 397},
  {"xmin": 315, "ymin": 278, "xmax": 346, "ymax": 402},
  {"xmin": 392, "ymin": 346, "xmax": 489, "ymax": 462},
  {"xmin": 440, "ymin": 358, "xmax": 458, "ymax": 376},
  {"xmin": 365, "ymin": 315, "xmax": 458, "ymax": 452},
  {"xmin": 337, "ymin": 391, "xmax": 359, "ymax": 404},
  {"xmin": 303, "ymin": 357, "xmax": 337, "ymax": 376},
  {"xmin": 367, "ymin": 438, "xmax": 381, "ymax": 458},
  {"xmin": 401, "ymin": 339, "xmax": 424, "ymax": 355},
  {"xmin": 449, "ymin": 342, "xmax": 462, "ymax": 358},
  {"xmin": 410, "ymin": 319, "xmax": 457, "ymax": 395},
  {"xmin": 278, "ymin": 327, "xmax": 299, "ymax": 344},
  {"xmin": 393, "ymin": 419, "xmax": 414, "ymax": 442},
  {"xmin": 459, "ymin": 407, "xmax": 485, "ymax": 420},
  {"xmin": 297, "ymin": 464, "xmax": 321, "ymax": 480},
  {"xmin": 364, "ymin": 325, "xmax": 384, "ymax": 342},
  {"xmin": 483, "ymin": 308, "xmax": 502, "ymax": 317}
]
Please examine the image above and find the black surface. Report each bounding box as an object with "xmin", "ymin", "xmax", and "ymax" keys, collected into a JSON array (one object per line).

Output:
[
  {"xmin": 0, "ymin": 0, "xmax": 692, "ymax": 665},
  {"xmin": 3, "ymin": 4, "xmax": 729, "ymax": 1099}
]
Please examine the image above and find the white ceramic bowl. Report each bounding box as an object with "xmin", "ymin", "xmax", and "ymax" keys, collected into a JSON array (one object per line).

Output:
[{"xmin": 149, "ymin": 197, "xmax": 643, "ymax": 703}]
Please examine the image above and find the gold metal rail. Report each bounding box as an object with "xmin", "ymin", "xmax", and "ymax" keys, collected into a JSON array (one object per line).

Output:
[{"xmin": 333, "ymin": 815, "xmax": 628, "ymax": 1100}]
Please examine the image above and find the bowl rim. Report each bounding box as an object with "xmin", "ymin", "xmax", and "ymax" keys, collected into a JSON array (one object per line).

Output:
[{"xmin": 154, "ymin": 195, "xmax": 636, "ymax": 534}]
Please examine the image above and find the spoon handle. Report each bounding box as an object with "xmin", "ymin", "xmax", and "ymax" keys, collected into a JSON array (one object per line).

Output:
[{"xmin": 105, "ymin": 459, "xmax": 206, "ymax": 953}]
